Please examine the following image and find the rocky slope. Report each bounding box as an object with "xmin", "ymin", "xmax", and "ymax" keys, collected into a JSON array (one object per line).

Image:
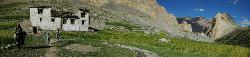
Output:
[
  {"xmin": 209, "ymin": 12, "xmax": 238, "ymax": 40},
  {"xmin": 86, "ymin": 0, "xmax": 179, "ymax": 33},
  {"xmin": 0, "ymin": 0, "xmax": 179, "ymax": 33}
]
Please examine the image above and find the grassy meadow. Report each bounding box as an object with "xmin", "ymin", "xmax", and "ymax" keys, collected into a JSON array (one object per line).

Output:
[{"xmin": 0, "ymin": 18, "xmax": 249, "ymax": 57}]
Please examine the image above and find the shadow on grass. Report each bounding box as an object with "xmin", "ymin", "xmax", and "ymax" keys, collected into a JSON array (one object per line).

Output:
[
  {"xmin": 23, "ymin": 45, "xmax": 52, "ymax": 49},
  {"xmin": 215, "ymin": 27, "xmax": 250, "ymax": 48}
]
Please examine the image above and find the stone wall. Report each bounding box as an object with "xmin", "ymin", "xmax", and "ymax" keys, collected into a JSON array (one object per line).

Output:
[
  {"xmin": 62, "ymin": 11, "xmax": 89, "ymax": 31},
  {"xmin": 30, "ymin": 7, "xmax": 61, "ymax": 30},
  {"xmin": 30, "ymin": 7, "xmax": 89, "ymax": 31}
]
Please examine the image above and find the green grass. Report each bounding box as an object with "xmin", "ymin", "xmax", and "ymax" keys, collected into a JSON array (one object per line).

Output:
[
  {"xmin": 216, "ymin": 27, "xmax": 250, "ymax": 48},
  {"xmin": 58, "ymin": 19, "xmax": 250, "ymax": 57},
  {"xmin": 0, "ymin": 30, "xmax": 15, "ymax": 47},
  {"xmin": 0, "ymin": 15, "xmax": 29, "ymax": 21},
  {"xmin": 58, "ymin": 39, "xmax": 136, "ymax": 57},
  {"xmin": 0, "ymin": 2, "xmax": 29, "ymax": 16},
  {"xmin": 0, "ymin": 21, "xmax": 16, "ymax": 47},
  {"xmin": 60, "ymin": 29, "xmax": 249, "ymax": 57},
  {"xmin": 105, "ymin": 21, "xmax": 140, "ymax": 30},
  {"xmin": 0, "ymin": 21, "xmax": 17, "ymax": 30},
  {"xmin": 0, "ymin": 21, "xmax": 47, "ymax": 57},
  {"xmin": 0, "ymin": 35, "xmax": 48, "ymax": 57},
  {"xmin": 0, "ymin": 2, "xmax": 29, "ymax": 22}
]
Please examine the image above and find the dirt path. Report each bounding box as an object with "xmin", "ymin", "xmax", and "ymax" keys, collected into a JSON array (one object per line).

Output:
[
  {"xmin": 45, "ymin": 47, "xmax": 58, "ymax": 57},
  {"xmin": 45, "ymin": 39, "xmax": 59, "ymax": 57},
  {"xmin": 114, "ymin": 44, "xmax": 159, "ymax": 57}
]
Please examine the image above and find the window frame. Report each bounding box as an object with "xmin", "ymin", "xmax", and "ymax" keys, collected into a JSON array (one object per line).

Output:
[
  {"xmin": 38, "ymin": 8, "xmax": 43, "ymax": 14},
  {"xmin": 70, "ymin": 19, "xmax": 75, "ymax": 24},
  {"xmin": 40, "ymin": 18, "xmax": 42, "ymax": 22},
  {"xmin": 51, "ymin": 18, "xmax": 55, "ymax": 22}
]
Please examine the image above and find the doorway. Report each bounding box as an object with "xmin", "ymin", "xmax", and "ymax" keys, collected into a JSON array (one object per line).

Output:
[{"xmin": 33, "ymin": 27, "xmax": 37, "ymax": 34}]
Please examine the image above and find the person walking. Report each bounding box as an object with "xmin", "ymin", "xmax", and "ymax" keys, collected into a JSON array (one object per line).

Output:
[
  {"xmin": 14, "ymin": 19, "xmax": 27, "ymax": 49},
  {"xmin": 15, "ymin": 29, "xmax": 21, "ymax": 49},
  {"xmin": 20, "ymin": 30, "xmax": 27, "ymax": 46},
  {"xmin": 15, "ymin": 23, "xmax": 22, "ymax": 49},
  {"xmin": 43, "ymin": 31, "xmax": 51, "ymax": 45},
  {"xmin": 56, "ymin": 29, "xmax": 61, "ymax": 41}
]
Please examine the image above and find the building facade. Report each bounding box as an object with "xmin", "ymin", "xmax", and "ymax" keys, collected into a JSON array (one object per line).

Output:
[{"xmin": 30, "ymin": 6, "xmax": 89, "ymax": 33}]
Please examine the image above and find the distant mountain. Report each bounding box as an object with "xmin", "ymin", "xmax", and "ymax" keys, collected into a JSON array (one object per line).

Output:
[
  {"xmin": 177, "ymin": 16, "xmax": 209, "ymax": 33},
  {"xmin": 176, "ymin": 13, "xmax": 239, "ymax": 40}
]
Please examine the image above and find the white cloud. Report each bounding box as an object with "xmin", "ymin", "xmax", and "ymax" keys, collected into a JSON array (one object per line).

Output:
[
  {"xmin": 243, "ymin": 19, "xmax": 248, "ymax": 22},
  {"xmin": 233, "ymin": 16, "xmax": 237, "ymax": 18},
  {"xmin": 240, "ymin": 25, "xmax": 247, "ymax": 27},
  {"xmin": 241, "ymin": 17, "xmax": 248, "ymax": 19},
  {"xmin": 229, "ymin": 0, "xmax": 239, "ymax": 5},
  {"xmin": 240, "ymin": 21, "xmax": 250, "ymax": 25},
  {"xmin": 234, "ymin": 0, "xmax": 239, "ymax": 2},
  {"xmin": 194, "ymin": 8, "xmax": 205, "ymax": 12},
  {"xmin": 240, "ymin": 25, "xmax": 247, "ymax": 26},
  {"xmin": 240, "ymin": 17, "xmax": 250, "ymax": 26}
]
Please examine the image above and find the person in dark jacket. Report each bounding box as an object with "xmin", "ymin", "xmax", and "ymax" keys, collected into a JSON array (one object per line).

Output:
[
  {"xmin": 15, "ymin": 24, "xmax": 22, "ymax": 49},
  {"xmin": 20, "ymin": 30, "xmax": 27, "ymax": 46},
  {"xmin": 56, "ymin": 29, "xmax": 60, "ymax": 41},
  {"xmin": 15, "ymin": 20, "xmax": 27, "ymax": 49}
]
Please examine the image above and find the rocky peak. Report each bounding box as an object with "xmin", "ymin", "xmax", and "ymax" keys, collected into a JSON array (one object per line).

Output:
[{"xmin": 209, "ymin": 12, "xmax": 238, "ymax": 40}]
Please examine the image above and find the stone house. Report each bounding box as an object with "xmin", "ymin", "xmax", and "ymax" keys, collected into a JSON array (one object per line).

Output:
[{"xmin": 30, "ymin": 6, "xmax": 89, "ymax": 34}]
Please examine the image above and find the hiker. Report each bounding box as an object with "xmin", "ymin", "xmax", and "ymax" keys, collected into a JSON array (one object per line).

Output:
[
  {"xmin": 56, "ymin": 29, "xmax": 61, "ymax": 41},
  {"xmin": 43, "ymin": 31, "xmax": 51, "ymax": 45},
  {"xmin": 15, "ymin": 28, "xmax": 21, "ymax": 48},
  {"xmin": 20, "ymin": 30, "xmax": 27, "ymax": 46},
  {"xmin": 15, "ymin": 23, "xmax": 24, "ymax": 48}
]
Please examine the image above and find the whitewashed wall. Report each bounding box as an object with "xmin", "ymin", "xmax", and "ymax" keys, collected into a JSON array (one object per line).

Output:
[
  {"xmin": 62, "ymin": 11, "xmax": 89, "ymax": 31},
  {"xmin": 30, "ymin": 8, "xmax": 61, "ymax": 30}
]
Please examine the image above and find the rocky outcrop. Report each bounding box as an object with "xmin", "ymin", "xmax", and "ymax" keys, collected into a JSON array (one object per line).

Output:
[
  {"xmin": 178, "ymin": 21, "xmax": 192, "ymax": 32},
  {"xmin": 177, "ymin": 16, "xmax": 209, "ymax": 33},
  {"xmin": 83, "ymin": 0, "xmax": 179, "ymax": 33},
  {"xmin": 209, "ymin": 12, "xmax": 238, "ymax": 40}
]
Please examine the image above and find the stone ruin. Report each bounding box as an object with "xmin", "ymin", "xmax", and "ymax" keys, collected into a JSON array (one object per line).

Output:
[{"xmin": 29, "ymin": 6, "xmax": 90, "ymax": 34}]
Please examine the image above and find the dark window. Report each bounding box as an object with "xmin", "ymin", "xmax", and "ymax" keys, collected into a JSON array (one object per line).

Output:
[
  {"xmin": 51, "ymin": 18, "xmax": 55, "ymax": 22},
  {"xmin": 70, "ymin": 19, "xmax": 75, "ymax": 24},
  {"xmin": 40, "ymin": 18, "xmax": 42, "ymax": 21},
  {"xmin": 63, "ymin": 19, "xmax": 67, "ymax": 24},
  {"xmin": 82, "ymin": 20, "xmax": 85, "ymax": 25},
  {"xmin": 81, "ymin": 12, "xmax": 86, "ymax": 17},
  {"xmin": 38, "ymin": 8, "xmax": 43, "ymax": 14}
]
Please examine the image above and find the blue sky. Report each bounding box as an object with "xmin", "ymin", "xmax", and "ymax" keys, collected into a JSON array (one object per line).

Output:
[{"xmin": 156, "ymin": 0, "xmax": 250, "ymax": 26}]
